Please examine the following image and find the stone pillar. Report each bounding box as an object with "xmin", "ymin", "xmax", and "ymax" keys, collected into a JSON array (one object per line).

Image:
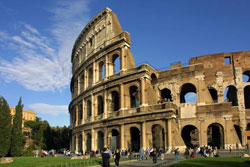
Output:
[
  {"xmin": 120, "ymin": 84, "xmax": 125, "ymax": 110},
  {"xmin": 93, "ymin": 62, "xmax": 96, "ymax": 85},
  {"xmin": 75, "ymin": 105, "xmax": 79, "ymax": 126},
  {"xmin": 84, "ymin": 70, "xmax": 87, "ymax": 90},
  {"xmin": 120, "ymin": 45, "xmax": 128, "ymax": 72},
  {"xmin": 75, "ymin": 134, "xmax": 79, "ymax": 153},
  {"xmin": 103, "ymin": 89, "xmax": 108, "ymax": 119},
  {"xmin": 141, "ymin": 121, "xmax": 147, "ymax": 149},
  {"xmin": 199, "ymin": 119, "xmax": 207, "ymax": 146},
  {"xmin": 120, "ymin": 124, "xmax": 125, "ymax": 150},
  {"xmin": 164, "ymin": 120, "xmax": 168, "ymax": 151},
  {"xmin": 91, "ymin": 129, "xmax": 96, "ymax": 151},
  {"xmin": 167, "ymin": 119, "xmax": 172, "ymax": 150},
  {"xmin": 140, "ymin": 77, "xmax": 147, "ymax": 106},
  {"xmin": 91, "ymin": 94, "xmax": 95, "ymax": 121},
  {"xmin": 104, "ymin": 127, "xmax": 108, "ymax": 148},
  {"xmin": 82, "ymin": 99, "xmax": 85, "ymax": 124},
  {"xmin": 82, "ymin": 131, "xmax": 86, "ymax": 153}
]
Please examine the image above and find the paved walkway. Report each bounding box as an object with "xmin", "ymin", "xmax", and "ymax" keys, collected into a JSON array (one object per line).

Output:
[{"xmin": 91, "ymin": 149, "xmax": 250, "ymax": 167}]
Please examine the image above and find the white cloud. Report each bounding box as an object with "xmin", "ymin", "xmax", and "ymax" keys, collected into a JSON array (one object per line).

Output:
[
  {"xmin": 29, "ymin": 103, "xmax": 68, "ymax": 116},
  {"xmin": 0, "ymin": 0, "xmax": 90, "ymax": 91}
]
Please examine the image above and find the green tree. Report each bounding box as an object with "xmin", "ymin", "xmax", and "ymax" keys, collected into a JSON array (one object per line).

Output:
[
  {"xmin": 10, "ymin": 97, "xmax": 24, "ymax": 157},
  {"xmin": 0, "ymin": 97, "xmax": 12, "ymax": 157},
  {"xmin": 24, "ymin": 118, "xmax": 49, "ymax": 148}
]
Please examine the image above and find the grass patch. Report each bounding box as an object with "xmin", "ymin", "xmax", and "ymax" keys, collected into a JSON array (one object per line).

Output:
[
  {"xmin": 0, "ymin": 157, "xmax": 133, "ymax": 167},
  {"xmin": 169, "ymin": 157, "xmax": 250, "ymax": 167}
]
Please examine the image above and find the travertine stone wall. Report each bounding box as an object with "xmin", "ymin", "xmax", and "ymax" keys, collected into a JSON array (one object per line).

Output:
[{"xmin": 69, "ymin": 8, "xmax": 250, "ymax": 153}]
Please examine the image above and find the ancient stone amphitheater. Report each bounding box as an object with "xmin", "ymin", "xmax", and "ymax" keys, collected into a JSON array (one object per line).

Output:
[{"xmin": 69, "ymin": 8, "xmax": 250, "ymax": 153}]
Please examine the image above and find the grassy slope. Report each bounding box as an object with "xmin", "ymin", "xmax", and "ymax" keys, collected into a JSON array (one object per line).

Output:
[
  {"xmin": 170, "ymin": 157, "xmax": 250, "ymax": 167},
  {"xmin": 0, "ymin": 157, "xmax": 101, "ymax": 167}
]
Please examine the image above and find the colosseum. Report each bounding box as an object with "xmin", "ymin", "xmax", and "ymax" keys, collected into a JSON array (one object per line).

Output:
[{"xmin": 69, "ymin": 8, "xmax": 250, "ymax": 153}]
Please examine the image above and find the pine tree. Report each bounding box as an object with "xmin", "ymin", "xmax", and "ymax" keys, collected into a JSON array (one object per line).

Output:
[
  {"xmin": 10, "ymin": 97, "xmax": 24, "ymax": 157},
  {"xmin": 0, "ymin": 97, "xmax": 12, "ymax": 157}
]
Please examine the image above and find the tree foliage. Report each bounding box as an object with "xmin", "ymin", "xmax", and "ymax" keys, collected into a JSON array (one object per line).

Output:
[
  {"xmin": 0, "ymin": 97, "xmax": 12, "ymax": 157},
  {"xmin": 10, "ymin": 97, "xmax": 25, "ymax": 156}
]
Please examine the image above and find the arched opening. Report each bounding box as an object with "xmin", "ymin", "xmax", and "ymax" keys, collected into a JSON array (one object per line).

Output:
[
  {"xmin": 111, "ymin": 91, "xmax": 120, "ymax": 111},
  {"xmin": 208, "ymin": 87, "xmax": 218, "ymax": 103},
  {"xmin": 243, "ymin": 71, "xmax": 250, "ymax": 82},
  {"xmin": 130, "ymin": 86, "xmax": 139, "ymax": 108},
  {"xmin": 244, "ymin": 86, "xmax": 250, "ymax": 109},
  {"xmin": 247, "ymin": 123, "xmax": 250, "ymax": 131},
  {"xmin": 112, "ymin": 54, "xmax": 120, "ymax": 74},
  {"xmin": 130, "ymin": 127, "xmax": 140, "ymax": 152},
  {"xmin": 97, "ymin": 131, "xmax": 104, "ymax": 151},
  {"xmin": 180, "ymin": 83, "xmax": 197, "ymax": 103},
  {"xmin": 224, "ymin": 86, "xmax": 238, "ymax": 106},
  {"xmin": 78, "ymin": 134, "xmax": 82, "ymax": 153},
  {"xmin": 161, "ymin": 88, "xmax": 172, "ymax": 102},
  {"xmin": 87, "ymin": 100, "xmax": 92, "ymax": 120},
  {"xmin": 97, "ymin": 96, "xmax": 104, "ymax": 115},
  {"xmin": 234, "ymin": 125, "xmax": 242, "ymax": 145},
  {"xmin": 98, "ymin": 61, "xmax": 105, "ymax": 81},
  {"xmin": 111, "ymin": 129, "xmax": 120, "ymax": 151},
  {"xmin": 78, "ymin": 102, "xmax": 83, "ymax": 125},
  {"xmin": 88, "ymin": 68, "xmax": 93, "ymax": 87},
  {"xmin": 86, "ymin": 133, "xmax": 92, "ymax": 153},
  {"xmin": 152, "ymin": 125, "xmax": 165, "ymax": 149},
  {"xmin": 181, "ymin": 125, "xmax": 199, "ymax": 148},
  {"xmin": 151, "ymin": 73, "xmax": 157, "ymax": 85},
  {"xmin": 207, "ymin": 123, "xmax": 224, "ymax": 149},
  {"xmin": 74, "ymin": 78, "xmax": 78, "ymax": 95},
  {"xmin": 80, "ymin": 73, "xmax": 84, "ymax": 92}
]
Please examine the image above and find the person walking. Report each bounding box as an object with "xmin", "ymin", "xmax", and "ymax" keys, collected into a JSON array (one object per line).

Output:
[
  {"xmin": 229, "ymin": 145, "xmax": 232, "ymax": 153},
  {"xmin": 152, "ymin": 147, "xmax": 157, "ymax": 164},
  {"xmin": 139, "ymin": 148, "xmax": 144, "ymax": 160},
  {"xmin": 102, "ymin": 148, "xmax": 110, "ymax": 167},
  {"xmin": 174, "ymin": 148, "xmax": 179, "ymax": 160},
  {"xmin": 114, "ymin": 149, "xmax": 121, "ymax": 167}
]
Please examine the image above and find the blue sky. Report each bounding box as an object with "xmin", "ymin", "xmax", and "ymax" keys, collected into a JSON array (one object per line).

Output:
[{"xmin": 0, "ymin": 0, "xmax": 250, "ymax": 127}]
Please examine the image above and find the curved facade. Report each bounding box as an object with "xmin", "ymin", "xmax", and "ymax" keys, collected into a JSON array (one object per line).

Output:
[{"xmin": 69, "ymin": 8, "xmax": 250, "ymax": 153}]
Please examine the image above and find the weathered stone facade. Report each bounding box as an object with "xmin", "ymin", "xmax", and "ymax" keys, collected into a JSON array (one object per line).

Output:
[{"xmin": 69, "ymin": 8, "xmax": 250, "ymax": 153}]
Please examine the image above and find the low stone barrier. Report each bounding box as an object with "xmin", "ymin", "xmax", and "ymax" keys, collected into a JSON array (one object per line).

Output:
[{"xmin": 1, "ymin": 157, "xmax": 13, "ymax": 164}]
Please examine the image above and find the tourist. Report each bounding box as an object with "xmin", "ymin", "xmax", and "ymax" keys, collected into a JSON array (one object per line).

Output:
[
  {"xmin": 114, "ymin": 149, "xmax": 121, "ymax": 167},
  {"xmin": 139, "ymin": 148, "xmax": 144, "ymax": 160},
  {"xmin": 246, "ymin": 143, "xmax": 249, "ymax": 152},
  {"xmin": 152, "ymin": 147, "xmax": 157, "ymax": 164},
  {"xmin": 184, "ymin": 147, "xmax": 189, "ymax": 159},
  {"xmin": 102, "ymin": 148, "xmax": 110, "ymax": 167},
  {"xmin": 174, "ymin": 148, "xmax": 179, "ymax": 160},
  {"xmin": 107, "ymin": 147, "xmax": 112, "ymax": 157},
  {"xmin": 229, "ymin": 145, "xmax": 232, "ymax": 153},
  {"xmin": 145, "ymin": 148, "xmax": 150, "ymax": 160}
]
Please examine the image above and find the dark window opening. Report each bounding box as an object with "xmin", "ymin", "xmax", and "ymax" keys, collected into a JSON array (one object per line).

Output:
[
  {"xmin": 130, "ymin": 127, "xmax": 140, "ymax": 152},
  {"xmin": 181, "ymin": 125, "xmax": 199, "ymax": 148},
  {"xmin": 97, "ymin": 96, "xmax": 104, "ymax": 115},
  {"xmin": 151, "ymin": 73, "xmax": 157, "ymax": 85},
  {"xmin": 99, "ymin": 62, "xmax": 105, "ymax": 81},
  {"xmin": 112, "ymin": 54, "xmax": 120, "ymax": 74},
  {"xmin": 130, "ymin": 86, "xmax": 139, "ymax": 108},
  {"xmin": 224, "ymin": 86, "xmax": 238, "ymax": 106},
  {"xmin": 243, "ymin": 71, "xmax": 250, "ymax": 82},
  {"xmin": 88, "ymin": 68, "xmax": 93, "ymax": 87},
  {"xmin": 209, "ymin": 87, "xmax": 218, "ymax": 103},
  {"xmin": 207, "ymin": 123, "xmax": 224, "ymax": 149},
  {"xmin": 111, "ymin": 91, "xmax": 120, "ymax": 111},
  {"xmin": 86, "ymin": 133, "xmax": 91, "ymax": 152},
  {"xmin": 89, "ymin": 38, "xmax": 93, "ymax": 46},
  {"xmin": 224, "ymin": 57, "xmax": 231, "ymax": 65},
  {"xmin": 111, "ymin": 129, "xmax": 120, "ymax": 151},
  {"xmin": 152, "ymin": 125, "xmax": 165, "ymax": 149},
  {"xmin": 161, "ymin": 88, "xmax": 172, "ymax": 102},
  {"xmin": 180, "ymin": 83, "xmax": 197, "ymax": 103},
  {"xmin": 247, "ymin": 123, "xmax": 250, "ymax": 131},
  {"xmin": 87, "ymin": 100, "xmax": 92, "ymax": 118},
  {"xmin": 234, "ymin": 125, "xmax": 242, "ymax": 145},
  {"xmin": 244, "ymin": 86, "xmax": 250, "ymax": 109},
  {"xmin": 97, "ymin": 131, "xmax": 104, "ymax": 150}
]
